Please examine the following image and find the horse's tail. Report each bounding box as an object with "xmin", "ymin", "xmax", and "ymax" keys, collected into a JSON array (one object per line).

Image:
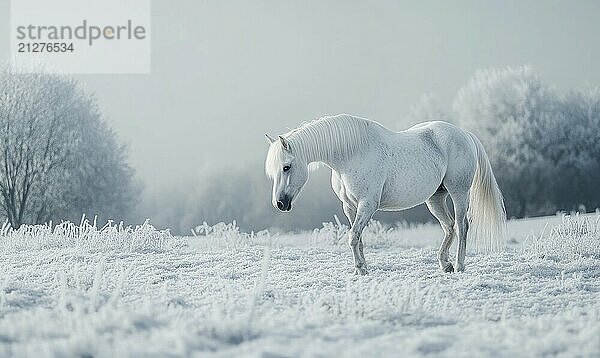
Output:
[{"xmin": 466, "ymin": 132, "xmax": 507, "ymax": 252}]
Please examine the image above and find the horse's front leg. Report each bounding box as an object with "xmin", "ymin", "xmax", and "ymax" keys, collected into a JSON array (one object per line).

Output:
[
  {"xmin": 348, "ymin": 200, "xmax": 377, "ymax": 275},
  {"xmin": 344, "ymin": 203, "xmax": 367, "ymax": 270}
]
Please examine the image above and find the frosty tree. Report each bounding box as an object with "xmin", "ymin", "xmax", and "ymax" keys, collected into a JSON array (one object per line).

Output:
[
  {"xmin": 551, "ymin": 87, "xmax": 600, "ymax": 211},
  {"xmin": 453, "ymin": 66, "xmax": 556, "ymax": 216},
  {"xmin": 454, "ymin": 66, "xmax": 600, "ymax": 216},
  {"xmin": 404, "ymin": 93, "xmax": 451, "ymax": 125},
  {"xmin": 0, "ymin": 66, "xmax": 139, "ymax": 228}
]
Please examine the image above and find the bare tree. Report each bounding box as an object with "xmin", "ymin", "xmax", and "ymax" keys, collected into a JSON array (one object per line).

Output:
[{"xmin": 0, "ymin": 66, "xmax": 138, "ymax": 228}]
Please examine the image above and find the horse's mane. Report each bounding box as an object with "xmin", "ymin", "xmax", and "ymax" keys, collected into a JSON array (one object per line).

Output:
[{"xmin": 266, "ymin": 114, "xmax": 373, "ymax": 177}]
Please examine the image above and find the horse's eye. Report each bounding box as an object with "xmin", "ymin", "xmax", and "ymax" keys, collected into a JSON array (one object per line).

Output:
[{"xmin": 283, "ymin": 165, "xmax": 291, "ymax": 172}]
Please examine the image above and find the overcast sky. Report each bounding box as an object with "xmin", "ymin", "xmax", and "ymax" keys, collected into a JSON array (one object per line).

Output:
[{"xmin": 2, "ymin": 0, "xmax": 600, "ymax": 194}]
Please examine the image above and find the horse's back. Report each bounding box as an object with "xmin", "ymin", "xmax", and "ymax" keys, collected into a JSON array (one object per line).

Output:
[{"xmin": 405, "ymin": 121, "xmax": 475, "ymax": 158}]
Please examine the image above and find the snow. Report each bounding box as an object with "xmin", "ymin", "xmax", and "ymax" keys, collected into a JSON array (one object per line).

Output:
[{"xmin": 0, "ymin": 214, "xmax": 599, "ymax": 357}]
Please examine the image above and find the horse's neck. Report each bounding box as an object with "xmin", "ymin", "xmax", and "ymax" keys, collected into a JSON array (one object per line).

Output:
[
  {"xmin": 301, "ymin": 144, "xmax": 346, "ymax": 171},
  {"xmin": 294, "ymin": 126, "xmax": 372, "ymax": 171}
]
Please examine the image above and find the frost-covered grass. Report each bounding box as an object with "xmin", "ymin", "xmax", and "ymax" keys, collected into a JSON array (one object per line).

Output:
[{"xmin": 0, "ymin": 214, "xmax": 599, "ymax": 357}]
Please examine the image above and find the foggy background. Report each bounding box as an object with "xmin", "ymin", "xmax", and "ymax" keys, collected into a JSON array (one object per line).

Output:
[{"xmin": 1, "ymin": 1, "xmax": 600, "ymax": 234}]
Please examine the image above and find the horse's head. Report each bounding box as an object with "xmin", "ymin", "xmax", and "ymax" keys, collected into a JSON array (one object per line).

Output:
[{"xmin": 264, "ymin": 134, "xmax": 309, "ymax": 212}]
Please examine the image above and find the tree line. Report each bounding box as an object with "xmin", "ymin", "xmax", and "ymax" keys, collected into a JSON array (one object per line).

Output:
[{"xmin": 1, "ymin": 65, "xmax": 598, "ymax": 232}]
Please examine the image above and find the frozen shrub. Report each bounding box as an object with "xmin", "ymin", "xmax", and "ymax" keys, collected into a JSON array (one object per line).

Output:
[
  {"xmin": 312, "ymin": 215, "xmax": 348, "ymax": 245},
  {"xmin": 523, "ymin": 214, "xmax": 600, "ymax": 260},
  {"xmin": 0, "ymin": 217, "xmax": 176, "ymax": 253},
  {"xmin": 192, "ymin": 221, "xmax": 244, "ymax": 238}
]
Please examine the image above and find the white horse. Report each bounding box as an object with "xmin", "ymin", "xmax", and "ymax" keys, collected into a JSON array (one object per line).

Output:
[{"xmin": 265, "ymin": 114, "xmax": 506, "ymax": 275}]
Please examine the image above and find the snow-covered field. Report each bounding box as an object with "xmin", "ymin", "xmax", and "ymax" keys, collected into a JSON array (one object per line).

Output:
[{"xmin": 1, "ymin": 213, "xmax": 599, "ymax": 357}]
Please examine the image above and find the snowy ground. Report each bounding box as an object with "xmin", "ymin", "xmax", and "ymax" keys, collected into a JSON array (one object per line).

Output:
[{"xmin": 0, "ymin": 213, "xmax": 599, "ymax": 357}]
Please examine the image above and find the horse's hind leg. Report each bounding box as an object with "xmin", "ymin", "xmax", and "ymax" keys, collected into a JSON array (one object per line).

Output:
[
  {"xmin": 449, "ymin": 191, "xmax": 469, "ymax": 272},
  {"xmin": 426, "ymin": 188, "xmax": 455, "ymax": 272}
]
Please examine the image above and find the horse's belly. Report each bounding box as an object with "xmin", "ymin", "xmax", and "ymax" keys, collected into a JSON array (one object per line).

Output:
[{"xmin": 378, "ymin": 175, "xmax": 441, "ymax": 211}]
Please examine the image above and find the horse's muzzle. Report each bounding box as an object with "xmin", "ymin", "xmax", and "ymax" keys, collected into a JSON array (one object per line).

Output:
[{"xmin": 276, "ymin": 195, "xmax": 292, "ymax": 212}]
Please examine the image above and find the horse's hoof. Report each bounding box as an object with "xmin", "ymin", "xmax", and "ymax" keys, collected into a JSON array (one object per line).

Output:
[
  {"xmin": 454, "ymin": 263, "xmax": 465, "ymax": 272},
  {"xmin": 354, "ymin": 266, "xmax": 368, "ymax": 275},
  {"xmin": 442, "ymin": 263, "xmax": 454, "ymax": 273}
]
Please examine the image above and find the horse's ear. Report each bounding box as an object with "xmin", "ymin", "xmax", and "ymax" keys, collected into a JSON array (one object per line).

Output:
[
  {"xmin": 265, "ymin": 134, "xmax": 276, "ymax": 144},
  {"xmin": 278, "ymin": 135, "xmax": 290, "ymax": 151}
]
